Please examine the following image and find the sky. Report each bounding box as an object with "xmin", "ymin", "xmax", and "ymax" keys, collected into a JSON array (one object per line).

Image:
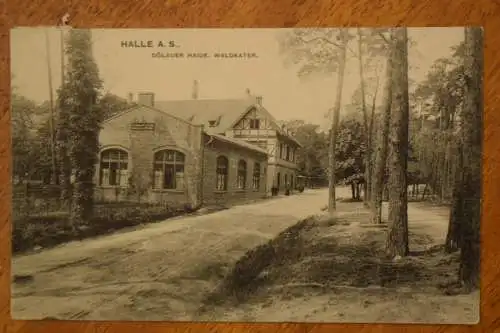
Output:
[{"xmin": 11, "ymin": 27, "xmax": 464, "ymax": 127}]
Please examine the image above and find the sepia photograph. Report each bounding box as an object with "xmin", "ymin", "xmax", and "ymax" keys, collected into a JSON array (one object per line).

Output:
[{"xmin": 10, "ymin": 27, "xmax": 482, "ymax": 323}]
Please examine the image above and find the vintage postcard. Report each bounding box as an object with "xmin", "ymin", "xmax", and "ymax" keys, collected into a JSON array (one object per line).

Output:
[{"xmin": 10, "ymin": 27, "xmax": 481, "ymax": 323}]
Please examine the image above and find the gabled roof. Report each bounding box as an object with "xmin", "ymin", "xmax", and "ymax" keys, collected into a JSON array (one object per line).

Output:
[
  {"xmin": 101, "ymin": 103, "xmax": 268, "ymax": 155},
  {"xmin": 154, "ymin": 98, "xmax": 302, "ymax": 147},
  {"xmin": 154, "ymin": 98, "xmax": 255, "ymax": 135}
]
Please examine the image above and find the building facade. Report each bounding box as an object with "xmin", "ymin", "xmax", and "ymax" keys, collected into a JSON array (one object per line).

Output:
[
  {"xmin": 154, "ymin": 89, "xmax": 302, "ymax": 195},
  {"xmin": 94, "ymin": 93, "xmax": 269, "ymax": 208}
]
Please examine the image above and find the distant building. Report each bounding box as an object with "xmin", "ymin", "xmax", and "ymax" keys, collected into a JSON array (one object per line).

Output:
[{"xmin": 94, "ymin": 88, "xmax": 301, "ymax": 208}]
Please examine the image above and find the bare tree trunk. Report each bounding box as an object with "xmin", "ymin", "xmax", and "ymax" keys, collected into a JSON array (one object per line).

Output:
[
  {"xmin": 386, "ymin": 28, "xmax": 410, "ymax": 258},
  {"xmin": 43, "ymin": 29, "xmax": 59, "ymax": 186},
  {"xmin": 370, "ymin": 42, "xmax": 393, "ymax": 224},
  {"xmin": 328, "ymin": 30, "xmax": 349, "ymax": 213},
  {"xmin": 457, "ymin": 27, "xmax": 482, "ymax": 290},
  {"xmin": 445, "ymin": 139, "xmax": 463, "ymax": 252},
  {"xmin": 356, "ymin": 28, "xmax": 371, "ymax": 207},
  {"xmin": 365, "ymin": 76, "xmax": 380, "ymax": 204}
]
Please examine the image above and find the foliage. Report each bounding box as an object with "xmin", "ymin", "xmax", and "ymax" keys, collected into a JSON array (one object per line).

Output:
[
  {"xmin": 284, "ymin": 120, "xmax": 329, "ymax": 183},
  {"xmin": 410, "ymin": 40, "xmax": 466, "ymax": 199},
  {"xmin": 12, "ymin": 201, "xmax": 196, "ymax": 254},
  {"xmin": 279, "ymin": 28, "xmax": 355, "ymax": 79},
  {"xmin": 335, "ymin": 115, "xmax": 366, "ymax": 183},
  {"xmin": 11, "ymin": 93, "xmax": 38, "ymax": 180},
  {"xmin": 11, "ymin": 94, "xmax": 56, "ymax": 183},
  {"xmin": 285, "ymin": 116, "xmax": 366, "ymax": 185},
  {"xmin": 100, "ymin": 93, "xmax": 136, "ymax": 119},
  {"xmin": 57, "ymin": 29, "xmax": 104, "ymax": 225}
]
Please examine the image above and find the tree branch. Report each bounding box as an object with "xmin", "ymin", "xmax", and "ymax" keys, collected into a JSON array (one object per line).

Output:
[
  {"xmin": 296, "ymin": 35, "xmax": 357, "ymax": 57},
  {"xmin": 377, "ymin": 31, "xmax": 391, "ymax": 44}
]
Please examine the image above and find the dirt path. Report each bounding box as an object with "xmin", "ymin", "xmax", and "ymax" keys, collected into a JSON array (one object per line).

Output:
[
  {"xmin": 382, "ymin": 201, "xmax": 450, "ymax": 249},
  {"xmin": 11, "ymin": 188, "xmax": 334, "ymax": 321},
  {"xmin": 199, "ymin": 201, "xmax": 479, "ymax": 324}
]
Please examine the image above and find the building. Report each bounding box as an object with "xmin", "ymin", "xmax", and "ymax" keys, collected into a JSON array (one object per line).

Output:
[
  {"xmin": 94, "ymin": 92, "xmax": 269, "ymax": 208},
  {"xmin": 154, "ymin": 87, "xmax": 302, "ymax": 195}
]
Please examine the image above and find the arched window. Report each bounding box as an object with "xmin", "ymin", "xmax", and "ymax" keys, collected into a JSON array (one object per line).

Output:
[
  {"xmin": 237, "ymin": 160, "xmax": 247, "ymax": 189},
  {"xmin": 252, "ymin": 162, "xmax": 261, "ymax": 189},
  {"xmin": 216, "ymin": 156, "xmax": 229, "ymax": 191},
  {"xmin": 153, "ymin": 149, "xmax": 185, "ymax": 190},
  {"xmin": 100, "ymin": 148, "xmax": 129, "ymax": 186}
]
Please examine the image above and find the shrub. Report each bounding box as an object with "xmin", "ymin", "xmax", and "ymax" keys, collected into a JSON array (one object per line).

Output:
[{"xmin": 12, "ymin": 201, "xmax": 196, "ymax": 254}]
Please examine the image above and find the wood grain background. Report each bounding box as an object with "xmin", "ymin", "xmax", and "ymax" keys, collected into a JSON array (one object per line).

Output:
[{"xmin": 1, "ymin": 0, "xmax": 499, "ymax": 332}]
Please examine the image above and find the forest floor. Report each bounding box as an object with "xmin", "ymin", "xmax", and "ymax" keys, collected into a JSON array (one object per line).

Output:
[{"xmin": 198, "ymin": 200, "xmax": 479, "ymax": 324}]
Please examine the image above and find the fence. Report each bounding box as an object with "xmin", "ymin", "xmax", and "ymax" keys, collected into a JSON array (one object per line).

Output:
[{"xmin": 12, "ymin": 183, "xmax": 176, "ymax": 220}]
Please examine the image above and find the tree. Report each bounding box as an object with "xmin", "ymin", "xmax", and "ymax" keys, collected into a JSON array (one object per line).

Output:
[
  {"xmin": 58, "ymin": 29, "xmax": 104, "ymax": 227},
  {"xmin": 453, "ymin": 27, "xmax": 482, "ymax": 290},
  {"xmin": 11, "ymin": 93, "xmax": 37, "ymax": 181},
  {"xmin": 355, "ymin": 28, "xmax": 387, "ymax": 206},
  {"xmin": 100, "ymin": 92, "xmax": 136, "ymax": 119},
  {"xmin": 327, "ymin": 30, "xmax": 350, "ymax": 212},
  {"xmin": 385, "ymin": 28, "xmax": 410, "ymax": 258},
  {"xmin": 284, "ymin": 120, "xmax": 329, "ymax": 186},
  {"xmin": 335, "ymin": 114, "xmax": 366, "ymax": 200},
  {"xmin": 279, "ymin": 28, "xmax": 353, "ymax": 213},
  {"xmin": 370, "ymin": 39, "xmax": 394, "ymax": 224},
  {"xmin": 411, "ymin": 41, "xmax": 466, "ymax": 203}
]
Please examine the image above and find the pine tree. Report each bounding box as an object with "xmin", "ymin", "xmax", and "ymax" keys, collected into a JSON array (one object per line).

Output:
[
  {"xmin": 385, "ymin": 27, "xmax": 410, "ymax": 258},
  {"xmin": 457, "ymin": 27, "xmax": 482, "ymax": 290}
]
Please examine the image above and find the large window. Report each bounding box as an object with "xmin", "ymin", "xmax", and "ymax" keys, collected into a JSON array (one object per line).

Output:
[
  {"xmin": 252, "ymin": 162, "xmax": 261, "ymax": 189},
  {"xmin": 100, "ymin": 148, "xmax": 129, "ymax": 187},
  {"xmin": 153, "ymin": 149, "xmax": 185, "ymax": 190},
  {"xmin": 237, "ymin": 160, "xmax": 247, "ymax": 189},
  {"xmin": 216, "ymin": 156, "xmax": 228, "ymax": 191}
]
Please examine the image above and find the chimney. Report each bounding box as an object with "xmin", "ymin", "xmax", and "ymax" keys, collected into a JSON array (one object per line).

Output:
[
  {"xmin": 192, "ymin": 80, "xmax": 199, "ymax": 100},
  {"xmin": 127, "ymin": 92, "xmax": 134, "ymax": 103},
  {"xmin": 137, "ymin": 92, "xmax": 155, "ymax": 107},
  {"xmin": 256, "ymin": 96, "xmax": 263, "ymax": 106}
]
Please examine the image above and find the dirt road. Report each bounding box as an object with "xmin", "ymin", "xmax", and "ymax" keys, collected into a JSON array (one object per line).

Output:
[{"xmin": 12, "ymin": 188, "xmax": 338, "ymax": 321}]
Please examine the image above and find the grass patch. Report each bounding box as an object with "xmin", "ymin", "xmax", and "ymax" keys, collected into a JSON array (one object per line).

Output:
[
  {"xmin": 202, "ymin": 207, "xmax": 464, "ymax": 313},
  {"xmin": 201, "ymin": 215, "xmax": 320, "ymax": 307}
]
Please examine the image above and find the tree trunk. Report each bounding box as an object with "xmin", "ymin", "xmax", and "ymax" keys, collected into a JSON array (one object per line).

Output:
[
  {"xmin": 445, "ymin": 140, "xmax": 463, "ymax": 252},
  {"xmin": 365, "ymin": 78, "xmax": 380, "ymax": 205},
  {"xmin": 55, "ymin": 121, "xmax": 71, "ymax": 203},
  {"xmin": 356, "ymin": 28, "xmax": 371, "ymax": 207},
  {"xmin": 327, "ymin": 30, "xmax": 349, "ymax": 213},
  {"xmin": 351, "ymin": 182, "xmax": 356, "ymax": 199},
  {"xmin": 386, "ymin": 28, "xmax": 410, "ymax": 258},
  {"xmin": 457, "ymin": 27, "xmax": 482, "ymax": 290},
  {"xmin": 370, "ymin": 43, "xmax": 393, "ymax": 224}
]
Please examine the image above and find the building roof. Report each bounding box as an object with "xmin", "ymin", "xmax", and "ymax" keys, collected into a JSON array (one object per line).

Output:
[
  {"xmin": 154, "ymin": 98, "xmax": 302, "ymax": 147},
  {"xmin": 154, "ymin": 98, "xmax": 254, "ymax": 135},
  {"xmin": 208, "ymin": 133, "xmax": 268, "ymax": 155},
  {"xmin": 102, "ymin": 103, "xmax": 268, "ymax": 155}
]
